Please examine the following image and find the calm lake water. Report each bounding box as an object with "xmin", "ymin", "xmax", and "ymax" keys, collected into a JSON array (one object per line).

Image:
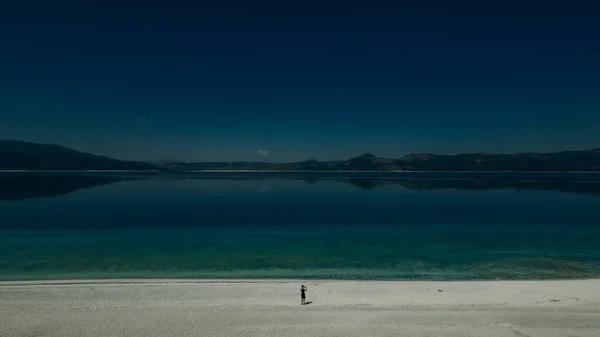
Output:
[{"xmin": 1, "ymin": 172, "xmax": 600, "ymax": 280}]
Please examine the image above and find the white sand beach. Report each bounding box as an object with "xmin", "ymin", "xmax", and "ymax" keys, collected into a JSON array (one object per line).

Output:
[{"xmin": 1, "ymin": 279, "xmax": 599, "ymax": 337}]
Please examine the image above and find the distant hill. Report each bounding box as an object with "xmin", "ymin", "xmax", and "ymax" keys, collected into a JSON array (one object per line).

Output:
[
  {"xmin": 163, "ymin": 159, "xmax": 344, "ymax": 171},
  {"xmin": 2, "ymin": 140, "xmax": 600, "ymax": 172},
  {"xmin": 390, "ymin": 150, "xmax": 600, "ymax": 172},
  {"xmin": 335, "ymin": 153, "xmax": 396, "ymax": 171},
  {"xmin": 0, "ymin": 140, "xmax": 157, "ymax": 170},
  {"xmin": 153, "ymin": 159, "xmax": 185, "ymax": 165},
  {"xmin": 164, "ymin": 149, "xmax": 600, "ymax": 172}
]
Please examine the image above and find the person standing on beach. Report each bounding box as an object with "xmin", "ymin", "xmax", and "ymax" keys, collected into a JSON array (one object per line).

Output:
[{"xmin": 300, "ymin": 285, "xmax": 307, "ymax": 305}]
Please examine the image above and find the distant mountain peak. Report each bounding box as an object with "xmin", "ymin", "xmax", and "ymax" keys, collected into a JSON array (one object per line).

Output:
[
  {"xmin": 2, "ymin": 139, "xmax": 600, "ymax": 172},
  {"xmin": 0, "ymin": 140, "xmax": 156, "ymax": 171},
  {"xmin": 0, "ymin": 139, "xmax": 76, "ymax": 154}
]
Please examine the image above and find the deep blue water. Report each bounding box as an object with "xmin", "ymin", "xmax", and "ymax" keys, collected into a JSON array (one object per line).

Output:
[{"xmin": 1, "ymin": 172, "xmax": 600, "ymax": 280}]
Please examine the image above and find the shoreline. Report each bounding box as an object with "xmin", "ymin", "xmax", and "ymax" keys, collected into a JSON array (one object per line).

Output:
[
  {"xmin": 2, "ymin": 277, "xmax": 600, "ymax": 286},
  {"xmin": 3, "ymin": 279, "xmax": 600, "ymax": 336}
]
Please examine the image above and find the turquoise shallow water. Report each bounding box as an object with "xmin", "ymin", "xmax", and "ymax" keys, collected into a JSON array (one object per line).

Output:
[{"xmin": 1, "ymin": 172, "xmax": 600, "ymax": 280}]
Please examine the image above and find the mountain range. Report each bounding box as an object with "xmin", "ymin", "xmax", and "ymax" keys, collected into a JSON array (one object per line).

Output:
[
  {"xmin": 0, "ymin": 140, "xmax": 155, "ymax": 170},
  {"xmin": 1, "ymin": 140, "xmax": 600, "ymax": 172},
  {"xmin": 156, "ymin": 150, "xmax": 600, "ymax": 172}
]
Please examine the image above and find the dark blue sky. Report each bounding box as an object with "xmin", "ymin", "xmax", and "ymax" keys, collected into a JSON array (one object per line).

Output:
[{"xmin": 1, "ymin": 1, "xmax": 599, "ymax": 162}]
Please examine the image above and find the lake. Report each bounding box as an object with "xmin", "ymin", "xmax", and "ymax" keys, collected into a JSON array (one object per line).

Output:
[{"xmin": 1, "ymin": 172, "xmax": 600, "ymax": 280}]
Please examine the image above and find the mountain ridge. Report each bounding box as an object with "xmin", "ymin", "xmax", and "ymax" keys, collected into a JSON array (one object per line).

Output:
[
  {"xmin": 0, "ymin": 140, "xmax": 156, "ymax": 171},
  {"xmin": 1, "ymin": 140, "xmax": 600, "ymax": 172}
]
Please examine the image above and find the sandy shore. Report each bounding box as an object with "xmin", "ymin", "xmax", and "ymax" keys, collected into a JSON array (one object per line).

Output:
[{"xmin": 1, "ymin": 279, "xmax": 600, "ymax": 337}]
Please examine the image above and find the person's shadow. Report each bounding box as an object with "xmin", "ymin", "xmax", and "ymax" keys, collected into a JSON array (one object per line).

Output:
[{"xmin": 304, "ymin": 301, "xmax": 313, "ymax": 305}]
